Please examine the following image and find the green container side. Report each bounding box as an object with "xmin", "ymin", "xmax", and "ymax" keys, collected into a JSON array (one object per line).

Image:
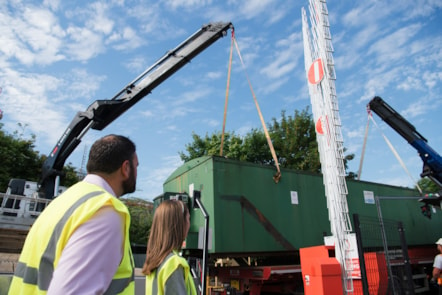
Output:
[
  {"xmin": 162, "ymin": 156, "xmax": 216, "ymax": 251},
  {"xmin": 346, "ymin": 179, "xmax": 439, "ymax": 246},
  {"xmin": 163, "ymin": 156, "xmax": 442, "ymax": 255}
]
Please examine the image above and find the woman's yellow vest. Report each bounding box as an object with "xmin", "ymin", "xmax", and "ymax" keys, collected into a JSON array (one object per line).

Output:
[
  {"xmin": 8, "ymin": 182, "xmax": 134, "ymax": 295},
  {"xmin": 145, "ymin": 251, "xmax": 197, "ymax": 295}
]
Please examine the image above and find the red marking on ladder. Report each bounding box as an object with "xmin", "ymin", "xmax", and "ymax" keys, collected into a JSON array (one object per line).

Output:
[
  {"xmin": 316, "ymin": 118, "xmax": 324, "ymax": 135},
  {"xmin": 308, "ymin": 58, "xmax": 324, "ymax": 85}
]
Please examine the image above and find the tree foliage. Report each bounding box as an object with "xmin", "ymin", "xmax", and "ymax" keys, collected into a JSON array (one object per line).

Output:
[
  {"xmin": 0, "ymin": 123, "xmax": 43, "ymax": 190},
  {"xmin": 62, "ymin": 164, "xmax": 82, "ymax": 187},
  {"xmin": 417, "ymin": 177, "xmax": 440, "ymax": 194},
  {"xmin": 268, "ymin": 109, "xmax": 320, "ymax": 172},
  {"xmin": 180, "ymin": 108, "xmax": 356, "ymax": 176},
  {"xmin": 0, "ymin": 123, "xmax": 79, "ymax": 191},
  {"xmin": 179, "ymin": 131, "xmax": 244, "ymax": 162},
  {"xmin": 122, "ymin": 197, "xmax": 153, "ymax": 245}
]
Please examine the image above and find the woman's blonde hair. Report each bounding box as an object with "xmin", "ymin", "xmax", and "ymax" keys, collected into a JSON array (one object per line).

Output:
[{"xmin": 142, "ymin": 199, "xmax": 189, "ymax": 275}]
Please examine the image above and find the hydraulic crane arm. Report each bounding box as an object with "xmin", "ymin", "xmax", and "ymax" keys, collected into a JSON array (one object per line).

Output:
[
  {"xmin": 40, "ymin": 22, "xmax": 233, "ymax": 199},
  {"xmin": 367, "ymin": 96, "xmax": 442, "ymax": 189}
]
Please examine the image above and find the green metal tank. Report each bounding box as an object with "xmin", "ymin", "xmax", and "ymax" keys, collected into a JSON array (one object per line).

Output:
[{"xmin": 159, "ymin": 156, "xmax": 441, "ymax": 256}]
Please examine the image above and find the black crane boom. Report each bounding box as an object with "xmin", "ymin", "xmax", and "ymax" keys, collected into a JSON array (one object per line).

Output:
[{"xmin": 39, "ymin": 22, "xmax": 233, "ymax": 199}]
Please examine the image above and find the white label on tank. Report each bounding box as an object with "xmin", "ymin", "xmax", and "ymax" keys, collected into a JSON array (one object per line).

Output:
[
  {"xmin": 363, "ymin": 190, "xmax": 375, "ymax": 204},
  {"xmin": 189, "ymin": 183, "xmax": 194, "ymax": 198},
  {"xmin": 290, "ymin": 191, "xmax": 299, "ymax": 205}
]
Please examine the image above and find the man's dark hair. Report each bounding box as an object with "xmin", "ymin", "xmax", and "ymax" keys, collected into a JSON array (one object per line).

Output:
[{"xmin": 87, "ymin": 134, "xmax": 136, "ymax": 174}]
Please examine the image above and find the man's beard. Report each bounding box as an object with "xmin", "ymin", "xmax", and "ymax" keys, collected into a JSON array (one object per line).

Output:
[{"xmin": 122, "ymin": 161, "xmax": 136, "ymax": 194}]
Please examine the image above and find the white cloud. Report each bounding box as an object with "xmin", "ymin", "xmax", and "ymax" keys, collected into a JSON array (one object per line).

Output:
[
  {"xmin": 141, "ymin": 90, "xmax": 208, "ymax": 122},
  {"xmin": 1, "ymin": 70, "xmax": 66, "ymax": 144},
  {"xmin": 0, "ymin": 61, "xmax": 107, "ymax": 149},
  {"xmin": 43, "ymin": 0, "xmax": 60, "ymax": 10},
  {"xmin": 109, "ymin": 26, "xmax": 145, "ymax": 50},
  {"xmin": 62, "ymin": 68, "xmax": 106, "ymax": 101},
  {"xmin": 349, "ymin": 25, "xmax": 380, "ymax": 51},
  {"xmin": 357, "ymin": 71, "xmax": 396, "ymax": 103},
  {"xmin": 260, "ymin": 77, "xmax": 289, "ymax": 95},
  {"xmin": 0, "ymin": 5, "xmax": 65, "ymax": 65},
  {"xmin": 397, "ymin": 76, "xmax": 423, "ymax": 91},
  {"xmin": 140, "ymin": 155, "xmax": 184, "ymax": 200},
  {"xmin": 66, "ymin": 26, "xmax": 104, "ymax": 61},
  {"xmin": 140, "ymin": 110, "xmax": 154, "ymax": 118},
  {"xmin": 422, "ymin": 71, "xmax": 442, "ymax": 89},
  {"xmin": 87, "ymin": 2, "xmax": 114, "ymax": 35},
  {"xmin": 203, "ymin": 118, "xmax": 219, "ymax": 127},
  {"xmin": 204, "ymin": 6, "xmax": 236, "ymax": 23},
  {"xmin": 346, "ymin": 124, "xmax": 366, "ymax": 140},
  {"xmin": 206, "ymin": 71, "xmax": 223, "ymax": 79},
  {"xmin": 240, "ymin": 0, "xmax": 275, "ymax": 19},
  {"xmin": 124, "ymin": 56, "xmax": 148, "ymax": 74},
  {"xmin": 368, "ymin": 23, "xmax": 422, "ymax": 63},
  {"xmin": 173, "ymin": 88, "xmax": 212, "ymax": 106},
  {"xmin": 402, "ymin": 102, "xmax": 427, "ymax": 118},
  {"xmin": 259, "ymin": 32, "xmax": 302, "ymax": 94},
  {"xmin": 402, "ymin": 0, "xmax": 442, "ymax": 19},
  {"xmin": 341, "ymin": 2, "xmax": 393, "ymax": 28},
  {"xmin": 164, "ymin": 0, "xmax": 213, "ymax": 10}
]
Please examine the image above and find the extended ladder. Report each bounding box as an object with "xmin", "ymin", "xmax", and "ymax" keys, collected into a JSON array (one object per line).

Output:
[{"xmin": 302, "ymin": 1, "xmax": 353, "ymax": 292}]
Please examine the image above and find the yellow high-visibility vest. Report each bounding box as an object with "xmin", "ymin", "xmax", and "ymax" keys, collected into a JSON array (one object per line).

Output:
[
  {"xmin": 145, "ymin": 251, "xmax": 197, "ymax": 295},
  {"xmin": 8, "ymin": 181, "xmax": 134, "ymax": 295}
]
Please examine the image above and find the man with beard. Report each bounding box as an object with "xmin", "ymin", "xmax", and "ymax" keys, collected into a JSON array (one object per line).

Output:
[{"xmin": 9, "ymin": 134, "xmax": 138, "ymax": 295}]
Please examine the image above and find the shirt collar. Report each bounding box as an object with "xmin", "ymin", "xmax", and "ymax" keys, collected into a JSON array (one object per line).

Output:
[{"xmin": 83, "ymin": 174, "xmax": 116, "ymax": 197}]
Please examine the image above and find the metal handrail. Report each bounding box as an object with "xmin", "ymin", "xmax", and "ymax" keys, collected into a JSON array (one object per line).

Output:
[{"xmin": 0, "ymin": 193, "xmax": 51, "ymax": 218}]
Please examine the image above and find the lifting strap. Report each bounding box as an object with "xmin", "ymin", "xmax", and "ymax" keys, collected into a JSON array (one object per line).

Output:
[
  {"xmin": 357, "ymin": 109, "xmax": 371, "ymax": 180},
  {"xmin": 365, "ymin": 110, "xmax": 422, "ymax": 194},
  {"xmin": 220, "ymin": 28, "xmax": 235, "ymax": 157},
  {"xmin": 229, "ymin": 34, "xmax": 281, "ymax": 183}
]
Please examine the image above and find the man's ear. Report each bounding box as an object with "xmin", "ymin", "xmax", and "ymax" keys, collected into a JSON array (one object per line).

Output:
[{"xmin": 121, "ymin": 160, "xmax": 131, "ymax": 179}]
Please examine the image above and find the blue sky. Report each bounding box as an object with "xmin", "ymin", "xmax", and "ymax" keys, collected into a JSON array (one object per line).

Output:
[{"xmin": 1, "ymin": 0, "xmax": 441, "ymax": 201}]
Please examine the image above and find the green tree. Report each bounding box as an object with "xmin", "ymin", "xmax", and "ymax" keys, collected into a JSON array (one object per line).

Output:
[
  {"xmin": 0, "ymin": 123, "xmax": 42, "ymax": 190},
  {"xmin": 0, "ymin": 123, "xmax": 80, "ymax": 191},
  {"xmin": 179, "ymin": 108, "xmax": 356, "ymax": 177},
  {"xmin": 122, "ymin": 197, "xmax": 153, "ymax": 245},
  {"xmin": 268, "ymin": 109, "xmax": 320, "ymax": 172},
  {"xmin": 241, "ymin": 128, "xmax": 272, "ymax": 164},
  {"xmin": 62, "ymin": 163, "xmax": 82, "ymax": 187},
  {"xmin": 343, "ymin": 150, "xmax": 356, "ymax": 179},
  {"xmin": 39, "ymin": 154, "xmax": 81, "ymax": 188},
  {"xmin": 417, "ymin": 177, "xmax": 439, "ymax": 194},
  {"xmin": 179, "ymin": 131, "xmax": 244, "ymax": 162}
]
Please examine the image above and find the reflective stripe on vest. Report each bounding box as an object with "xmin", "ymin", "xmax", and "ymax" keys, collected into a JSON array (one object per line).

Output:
[
  {"xmin": 104, "ymin": 262, "xmax": 134, "ymax": 295},
  {"xmin": 12, "ymin": 260, "xmax": 136, "ymax": 293},
  {"xmin": 150, "ymin": 253, "xmax": 174, "ymax": 295},
  {"xmin": 13, "ymin": 191, "xmax": 103, "ymax": 290},
  {"xmin": 10, "ymin": 185, "xmax": 134, "ymax": 294}
]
